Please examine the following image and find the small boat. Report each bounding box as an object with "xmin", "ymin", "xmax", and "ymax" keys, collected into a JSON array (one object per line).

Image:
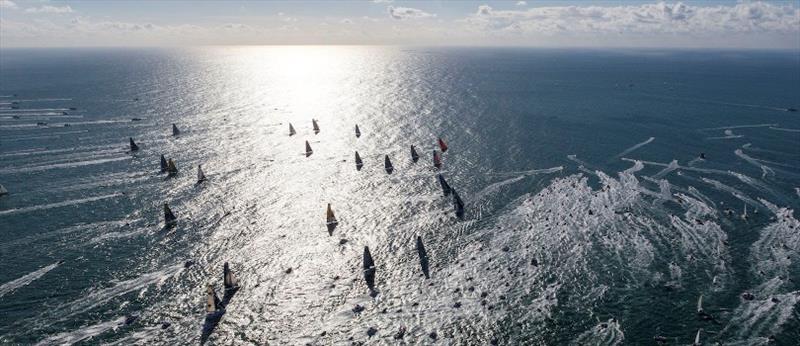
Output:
[
  {"xmin": 69, "ymin": 107, "xmax": 77, "ymax": 110},
  {"xmin": 312, "ymin": 119, "xmax": 320, "ymax": 134},
  {"xmin": 437, "ymin": 174, "xmax": 451, "ymax": 196},
  {"xmin": 416, "ymin": 236, "xmax": 430, "ymax": 279},
  {"xmin": 160, "ymin": 155, "xmax": 168, "ymax": 173},
  {"xmin": 384, "ymin": 155, "xmax": 393, "ymax": 174},
  {"xmin": 172, "ymin": 123, "xmax": 180, "ymax": 136},
  {"xmin": 696, "ymin": 294, "xmax": 704, "ymax": 314},
  {"xmin": 786, "ymin": 108, "xmax": 798, "ymax": 112},
  {"xmin": 62, "ymin": 111, "xmax": 68, "ymax": 115},
  {"xmin": 305, "ymin": 141, "xmax": 313, "ymax": 157},
  {"xmin": 433, "ymin": 151, "xmax": 442, "ymax": 169},
  {"xmin": 355, "ymin": 151, "xmax": 363, "ymax": 170},
  {"xmin": 197, "ymin": 165, "xmax": 207, "ymax": 183},
  {"xmin": 355, "ymin": 125, "xmax": 361, "ymax": 138},
  {"xmin": 452, "ymin": 190, "xmax": 465, "ymax": 218},
  {"xmin": 166, "ymin": 159, "xmax": 178, "ymax": 176},
  {"xmin": 0, "ymin": 184, "xmax": 8, "ymax": 196},
  {"xmin": 438, "ymin": 138, "xmax": 448, "ymax": 152},
  {"xmin": 164, "ymin": 203, "xmax": 177, "ymax": 226},
  {"xmin": 206, "ymin": 284, "xmax": 222, "ymax": 315},
  {"xmin": 289, "ymin": 123, "xmax": 296, "ymax": 136},
  {"xmin": 129, "ymin": 137, "xmax": 140, "ymax": 152},
  {"xmin": 363, "ymin": 246, "xmax": 376, "ymax": 291},
  {"xmin": 326, "ymin": 203, "xmax": 338, "ymax": 226},
  {"xmin": 692, "ymin": 329, "xmax": 702, "ymax": 346},
  {"xmin": 223, "ymin": 262, "xmax": 239, "ymax": 291},
  {"xmin": 410, "ymin": 145, "xmax": 419, "ymax": 163}
]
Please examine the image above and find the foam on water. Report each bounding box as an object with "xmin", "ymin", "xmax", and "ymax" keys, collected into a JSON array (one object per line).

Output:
[{"xmin": 0, "ymin": 261, "xmax": 62, "ymax": 298}]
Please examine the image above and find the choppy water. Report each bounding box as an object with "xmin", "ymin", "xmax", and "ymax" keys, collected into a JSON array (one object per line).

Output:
[{"xmin": 1, "ymin": 47, "xmax": 799, "ymax": 345}]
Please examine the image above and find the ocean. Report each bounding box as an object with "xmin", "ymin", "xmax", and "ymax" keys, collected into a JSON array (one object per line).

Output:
[{"xmin": 0, "ymin": 47, "xmax": 798, "ymax": 345}]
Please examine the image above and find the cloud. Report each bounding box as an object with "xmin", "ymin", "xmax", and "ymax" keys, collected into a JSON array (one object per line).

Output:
[
  {"xmin": 516, "ymin": 1, "xmax": 527, "ymax": 6},
  {"xmin": 340, "ymin": 18, "xmax": 353, "ymax": 24},
  {"xmin": 372, "ymin": 0, "xmax": 393, "ymax": 3},
  {"xmin": 0, "ymin": 0, "xmax": 17, "ymax": 9},
  {"xmin": 388, "ymin": 6, "xmax": 435, "ymax": 20},
  {"xmin": 24, "ymin": 5, "xmax": 74, "ymax": 13}
]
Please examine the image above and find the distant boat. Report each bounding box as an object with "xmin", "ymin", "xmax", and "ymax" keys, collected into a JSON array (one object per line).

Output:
[
  {"xmin": 437, "ymin": 174, "xmax": 451, "ymax": 196},
  {"xmin": 305, "ymin": 141, "xmax": 313, "ymax": 157},
  {"xmin": 197, "ymin": 165, "xmax": 207, "ymax": 183},
  {"xmin": 384, "ymin": 155, "xmax": 393, "ymax": 174},
  {"xmin": 452, "ymin": 190, "xmax": 465, "ymax": 218},
  {"xmin": 164, "ymin": 203, "xmax": 177, "ymax": 226},
  {"xmin": 363, "ymin": 246, "xmax": 376, "ymax": 291},
  {"xmin": 355, "ymin": 124, "xmax": 361, "ymax": 138},
  {"xmin": 696, "ymin": 294, "xmax": 704, "ymax": 314},
  {"xmin": 692, "ymin": 329, "xmax": 702, "ymax": 346},
  {"xmin": 166, "ymin": 159, "xmax": 178, "ymax": 176},
  {"xmin": 129, "ymin": 137, "xmax": 140, "ymax": 152},
  {"xmin": 416, "ymin": 236, "xmax": 430, "ymax": 279},
  {"xmin": 433, "ymin": 151, "xmax": 442, "ymax": 169},
  {"xmin": 355, "ymin": 151, "xmax": 363, "ymax": 170},
  {"xmin": 160, "ymin": 155, "xmax": 168, "ymax": 173},
  {"xmin": 326, "ymin": 203, "xmax": 338, "ymax": 226},
  {"xmin": 0, "ymin": 184, "xmax": 8, "ymax": 196},
  {"xmin": 410, "ymin": 145, "xmax": 419, "ymax": 163},
  {"xmin": 223, "ymin": 262, "xmax": 239, "ymax": 291},
  {"xmin": 289, "ymin": 123, "xmax": 296, "ymax": 136},
  {"xmin": 172, "ymin": 123, "xmax": 180, "ymax": 136},
  {"xmin": 206, "ymin": 284, "xmax": 222, "ymax": 315},
  {"xmin": 312, "ymin": 119, "xmax": 320, "ymax": 134},
  {"xmin": 438, "ymin": 138, "xmax": 448, "ymax": 152}
]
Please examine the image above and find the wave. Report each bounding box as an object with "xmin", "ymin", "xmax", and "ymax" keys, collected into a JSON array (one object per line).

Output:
[
  {"xmin": 0, "ymin": 193, "xmax": 123, "ymax": 216},
  {"xmin": 34, "ymin": 316, "xmax": 127, "ymax": 346},
  {"xmin": 0, "ymin": 156, "xmax": 130, "ymax": 175},
  {"xmin": 0, "ymin": 261, "xmax": 62, "ymax": 298},
  {"xmin": 610, "ymin": 137, "xmax": 655, "ymax": 161}
]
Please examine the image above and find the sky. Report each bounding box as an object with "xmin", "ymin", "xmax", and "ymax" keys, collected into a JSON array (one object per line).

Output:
[{"xmin": 1, "ymin": 0, "xmax": 798, "ymax": 49}]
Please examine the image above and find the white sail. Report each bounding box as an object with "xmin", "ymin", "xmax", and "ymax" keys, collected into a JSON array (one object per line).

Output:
[
  {"xmin": 206, "ymin": 284, "xmax": 220, "ymax": 313},
  {"xmin": 693, "ymin": 329, "xmax": 702, "ymax": 345},
  {"xmin": 197, "ymin": 165, "xmax": 206, "ymax": 183},
  {"xmin": 0, "ymin": 184, "xmax": 7, "ymax": 196},
  {"xmin": 696, "ymin": 294, "xmax": 703, "ymax": 313},
  {"xmin": 223, "ymin": 262, "xmax": 238, "ymax": 289}
]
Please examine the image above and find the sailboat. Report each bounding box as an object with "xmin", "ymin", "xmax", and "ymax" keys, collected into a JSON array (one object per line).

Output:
[
  {"xmin": 416, "ymin": 236, "xmax": 430, "ymax": 279},
  {"xmin": 129, "ymin": 137, "xmax": 139, "ymax": 152},
  {"xmin": 206, "ymin": 284, "xmax": 223, "ymax": 315},
  {"xmin": 452, "ymin": 190, "xmax": 465, "ymax": 218},
  {"xmin": 433, "ymin": 151, "xmax": 442, "ymax": 169},
  {"xmin": 363, "ymin": 246, "xmax": 376, "ymax": 291},
  {"xmin": 355, "ymin": 151, "xmax": 363, "ymax": 170},
  {"xmin": 164, "ymin": 203, "xmax": 177, "ymax": 227},
  {"xmin": 312, "ymin": 119, "xmax": 320, "ymax": 134},
  {"xmin": 692, "ymin": 329, "xmax": 702, "ymax": 346},
  {"xmin": 410, "ymin": 145, "xmax": 419, "ymax": 163},
  {"xmin": 384, "ymin": 155, "xmax": 393, "ymax": 174},
  {"xmin": 166, "ymin": 159, "xmax": 178, "ymax": 176},
  {"xmin": 289, "ymin": 123, "xmax": 296, "ymax": 136},
  {"xmin": 326, "ymin": 203, "xmax": 338, "ymax": 226},
  {"xmin": 160, "ymin": 155, "xmax": 168, "ymax": 173},
  {"xmin": 696, "ymin": 294, "xmax": 704, "ymax": 314},
  {"xmin": 223, "ymin": 262, "xmax": 239, "ymax": 291},
  {"xmin": 437, "ymin": 174, "xmax": 451, "ymax": 196},
  {"xmin": 197, "ymin": 165, "xmax": 207, "ymax": 183},
  {"xmin": 0, "ymin": 184, "xmax": 8, "ymax": 196},
  {"xmin": 172, "ymin": 123, "xmax": 180, "ymax": 136},
  {"xmin": 305, "ymin": 141, "xmax": 313, "ymax": 157},
  {"xmin": 741, "ymin": 203, "xmax": 748, "ymax": 220},
  {"xmin": 438, "ymin": 138, "xmax": 448, "ymax": 152},
  {"xmin": 355, "ymin": 124, "xmax": 361, "ymax": 138}
]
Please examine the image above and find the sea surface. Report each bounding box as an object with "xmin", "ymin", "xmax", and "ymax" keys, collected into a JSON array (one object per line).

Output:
[{"xmin": 0, "ymin": 47, "xmax": 799, "ymax": 345}]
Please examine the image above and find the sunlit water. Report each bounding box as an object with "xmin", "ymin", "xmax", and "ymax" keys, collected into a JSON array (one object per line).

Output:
[{"xmin": 1, "ymin": 47, "xmax": 799, "ymax": 345}]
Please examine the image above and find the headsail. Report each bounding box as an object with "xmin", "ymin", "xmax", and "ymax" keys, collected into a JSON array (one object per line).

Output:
[
  {"xmin": 384, "ymin": 155, "xmax": 393, "ymax": 174},
  {"xmin": 164, "ymin": 203, "xmax": 177, "ymax": 226},
  {"xmin": 355, "ymin": 124, "xmax": 361, "ymax": 138},
  {"xmin": 437, "ymin": 174, "xmax": 451, "ymax": 196},
  {"xmin": 410, "ymin": 145, "xmax": 419, "ymax": 163},
  {"xmin": 223, "ymin": 262, "xmax": 238, "ymax": 290},
  {"xmin": 355, "ymin": 151, "xmax": 363, "ymax": 170},
  {"xmin": 160, "ymin": 155, "xmax": 168, "ymax": 173},
  {"xmin": 166, "ymin": 159, "xmax": 178, "ymax": 176},
  {"xmin": 129, "ymin": 137, "xmax": 139, "ymax": 152},
  {"xmin": 172, "ymin": 123, "xmax": 180, "ymax": 136},
  {"xmin": 0, "ymin": 184, "xmax": 8, "ymax": 196},
  {"xmin": 433, "ymin": 151, "xmax": 442, "ymax": 169},
  {"xmin": 363, "ymin": 246, "xmax": 376, "ymax": 291},
  {"xmin": 326, "ymin": 203, "xmax": 338, "ymax": 225},
  {"xmin": 289, "ymin": 123, "xmax": 296, "ymax": 136},
  {"xmin": 438, "ymin": 137, "xmax": 448, "ymax": 152},
  {"xmin": 312, "ymin": 119, "xmax": 320, "ymax": 134},
  {"xmin": 305, "ymin": 141, "xmax": 313, "ymax": 157},
  {"xmin": 206, "ymin": 284, "xmax": 222, "ymax": 314},
  {"xmin": 696, "ymin": 294, "xmax": 704, "ymax": 313},
  {"xmin": 452, "ymin": 190, "xmax": 465, "ymax": 218},
  {"xmin": 416, "ymin": 236, "xmax": 430, "ymax": 279},
  {"xmin": 197, "ymin": 165, "xmax": 207, "ymax": 183}
]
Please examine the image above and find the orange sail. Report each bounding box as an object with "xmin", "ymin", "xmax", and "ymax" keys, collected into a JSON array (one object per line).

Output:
[
  {"xmin": 433, "ymin": 151, "xmax": 442, "ymax": 169},
  {"xmin": 438, "ymin": 138, "xmax": 448, "ymax": 152}
]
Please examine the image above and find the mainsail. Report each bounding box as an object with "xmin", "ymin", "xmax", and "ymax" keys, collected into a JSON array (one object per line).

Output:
[
  {"xmin": 312, "ymin": 119, "xmax": 320, "ymax": 134},
  {"xmin": 384, "ymin": 155, "xmax": 393, "ymax": 174},
  {"xmin": 452, "ymin": 190, "xmax": 465, "ymax": 218},
  {"xmin": 223, "ymin": 262, "xmax": 238, "ymax": 290},
  {"xmin": 438, "ymin": 138, "xmax": 448, "ymax": 152},
  {"xmin": 0, "ymin": 184, "xmax": 8, "ymax": 196},
  {"xmin": 289, "ymin": 123, "xmax": 296, "ymax": 136},
  {"xmin": 129, "ymin": 137, "xmax": 139, "ymax": 152},
  {"xmin": 160, "ymin": 155, "xmax": 168, "ymax": 173},
  {"xmin": 326, "ymin": 203, "xmax": 338, "ymax": 225},
  {"xmin": 355, "ymin": 151, "xmax": 363, "ymax": 170},
  {"xmin": 172, "ymin": 123, "xmax": 180, "ymax": 136},
  {"xmin": 206, "ymin": 284, "xmax": 222, "ymax": 314},
  {"xmin": 197, "ymin": 165, "xmax": 207, "ymax": 183},
  {"xmin": 693, "ymin": 329, "xmax": 702, "ymax": 346},
  {"xmin": 696, "ymin": 294, "xmax": 704, "ymax": 313},
  {"xmin": 416, "ymin": 236, "xmax": 430, "ymax": 279},
  {"xmin": 363, "ymin": 246, "xmax": 376, "ymax": 291},
  {"xmin": 433, "ymin": 151, "xmax": 442, "ymax": 169},
  {"xmin": 305, "ymin": 141, "xmax": 313, "ymax": 157},
  {"xmin": 410, "ymin": 145, "xmax": 419, "ymax": 163},
  {"xmin": 355, "ymin": 124, "xmax": 361, "ymax": 138},
  {"xmin": 166, "ymin": 159, "xmax": 178, "ymax": 176},
  {"xmin": 437, "ymin": 174, "xmax": 451, "ymax": 196},
  {"xmin": 164, "ymin": 203, "xmax": 177, "ymax": 226}
]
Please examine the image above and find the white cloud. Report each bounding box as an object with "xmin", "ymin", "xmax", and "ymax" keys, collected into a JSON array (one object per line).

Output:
[
  {"xmin": 25, "ymin": 5, "xmax": 74, "ymax": 14},
  {"xmin": 0, "ymin": 0, "xmax": 17, "ymax": 9},
  {"xmin": 516, "ymin": 1, "xmax": 527, "ymax": 6},
  {"xmin": 340, "ymin": 18, "xmax": 353, "ymax": 24},
  {"xmin": 372, "ymin": 0, "xmax": 393, "ymax": 3},
  {"xmin": 388, "ymin": 6, "xmax": 435, "ymax": 20}
]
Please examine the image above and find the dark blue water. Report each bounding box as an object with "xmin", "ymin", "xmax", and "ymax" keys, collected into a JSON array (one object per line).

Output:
[{"xmin": 1, "ymin": 47, "xmax": 799, "ymax": 345}]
